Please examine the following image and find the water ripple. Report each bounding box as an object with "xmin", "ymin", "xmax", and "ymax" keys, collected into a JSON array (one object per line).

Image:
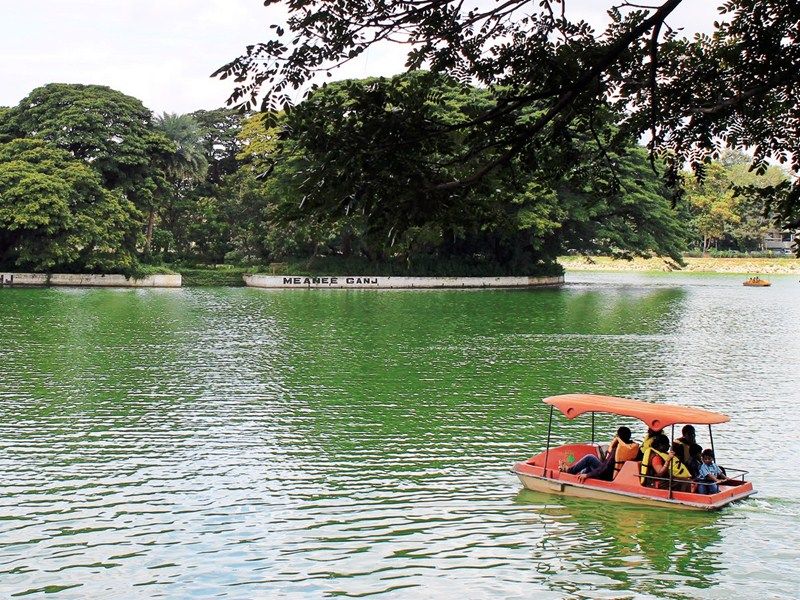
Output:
[{"xmin": 0, "ymin": 277, "xmax": 798, "ymax": 598}]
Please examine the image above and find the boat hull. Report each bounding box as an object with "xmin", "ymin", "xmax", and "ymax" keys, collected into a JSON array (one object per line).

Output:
[
  {"xmin": 514, "ymin": 471, "xmax": 751, "ymax": 510},
  {"xmin": 513, "ymin": 445, "xmax": 756, "ymax": 511}
]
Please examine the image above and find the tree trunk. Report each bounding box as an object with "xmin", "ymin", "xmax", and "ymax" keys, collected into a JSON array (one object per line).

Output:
[
  {"xmin": 145, "ymin": 208, "xmax": 155, "ymax": 255},
  {"xmin": 341, "ymin": 227, "xmax": 352, "ymax": 257}
]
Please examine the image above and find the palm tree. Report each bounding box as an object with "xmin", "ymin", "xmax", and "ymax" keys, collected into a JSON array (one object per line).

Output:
[{"xmin": 148, "ymin": 113, "xmax": 209, "ymax": 254}]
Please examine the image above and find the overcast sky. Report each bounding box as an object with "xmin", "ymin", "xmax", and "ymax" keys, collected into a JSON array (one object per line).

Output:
[{"xmin": 0, "ymin": 1, "xmax": 725, "ymax": 115}]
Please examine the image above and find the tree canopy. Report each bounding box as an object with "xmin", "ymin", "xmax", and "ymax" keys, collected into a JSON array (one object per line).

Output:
[
  {"xmin": 0, "ymin": 77, "xmax": 788, "ymax": 275},
  {"xmin": 0, "ymin": 139, "xmax": 139, "ymax": 272},
  {"xmin": 0, "ymin": 83, "xmax": 175, "ymax": 215},
  {"xmin": 681, "ymin": 151, "xmax": 788, "ymax": 252},
  {"xmin": 255, "ymin": 72, "xmax": 687, "ymax": 268},
  {"xmin": 215, "ymin": 1, "xmax": 800, "ymax": 247}
]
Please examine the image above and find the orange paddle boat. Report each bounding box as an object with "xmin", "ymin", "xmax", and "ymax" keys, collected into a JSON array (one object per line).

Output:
[
  {"xmin": 512, "ymin": 394, "xmax": 756, "ymax": 510},
  {"xmin": 743, "ymin": 276, "xmax": 771, "ymax": 287}
]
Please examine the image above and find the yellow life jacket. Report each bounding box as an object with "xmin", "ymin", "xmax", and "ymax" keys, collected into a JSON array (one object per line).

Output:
[{"xmin": 640, "ymin": 447, "xmax": 691, "ymax": 485}]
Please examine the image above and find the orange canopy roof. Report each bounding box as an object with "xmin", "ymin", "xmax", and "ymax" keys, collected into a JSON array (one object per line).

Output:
[{"xmin": 543, "ymin": 394, "xmax": 730, "ymax": 429}]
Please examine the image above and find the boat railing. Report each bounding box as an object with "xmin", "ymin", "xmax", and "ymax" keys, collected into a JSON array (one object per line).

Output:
[
  {"xmin": 719, "ymin": 467, "xmax": 748, "ymax": 481},
  {"xmin": 642, "ymin": 467, "xmax": 749, "ymax": 489}
]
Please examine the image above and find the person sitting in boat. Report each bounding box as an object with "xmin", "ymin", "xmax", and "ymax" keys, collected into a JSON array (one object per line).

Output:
[
  {"xmin": 612, "ymin": 427, "xmax": 640, "ymax": 477},
  {"xmin": 695, "ymin": 449, "xmax": 730, "ymax": 494},
  {"xmin": 673, "ymin": 425, "xmax": 702, "ymax": 476},
  {"xmin": 641, "ymin": 434, "xmax": 693, "ymax": 490},
  {"xmin": 640, "ymin": 427, "xmax": 663, "ymax": 456},
  {"xmin": 559, "ymin": 427, "xmax": 638, "ymax": 482},
  {"xmin": 688, "ymin": 442, "xmax": 703, "ymax": 475}
]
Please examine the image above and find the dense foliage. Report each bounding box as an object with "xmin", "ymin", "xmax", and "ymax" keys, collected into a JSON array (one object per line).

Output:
[
  {"xmin": 260, "ymin": 73, "xmax": 687, "ymax": 270},
  {"xmin": 216, "ymin": 0, "xmax": 800, "ymax": 252},
  {"xmin": 0, "ymin": 139, "xmax": 139, "ymax": 271},
  {"xmin": 682, "ymin": 151, "xmax": 788, "ymax": 253},
  {"xmin": 0, "ymin": 74, "xmax": 792, "ymax": 275}
]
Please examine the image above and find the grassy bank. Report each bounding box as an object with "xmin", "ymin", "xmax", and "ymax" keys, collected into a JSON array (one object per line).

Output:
[
  {"xmin": 559, "ymin": 255, "xmax": 800, "ymax": 274},
  {"xmin": 173, "ymin": 266, "xmax": 249, "ymax": 286}
]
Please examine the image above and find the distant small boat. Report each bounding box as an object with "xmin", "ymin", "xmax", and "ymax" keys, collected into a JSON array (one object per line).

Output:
[{"xmin": 743, "ymin": 277, "xmax": 771, "ymax": 287}]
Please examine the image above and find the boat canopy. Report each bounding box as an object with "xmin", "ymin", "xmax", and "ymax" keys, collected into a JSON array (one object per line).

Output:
[{"xmin": 543, "ymin": 394, "xmax": 730, "ymax": 429}]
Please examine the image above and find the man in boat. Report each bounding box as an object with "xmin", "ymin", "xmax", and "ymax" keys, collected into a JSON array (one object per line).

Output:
[
  {"xmin": 673, "ymin": 425, "xmax": 701, "ymax": 476},
  {"xmin": 560, "ymin": 427, "xmax": 639, "ymax": 482}
]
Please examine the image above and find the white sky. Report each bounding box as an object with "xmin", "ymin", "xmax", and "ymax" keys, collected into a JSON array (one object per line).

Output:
[{"xmin": 0, "ymin": 1, "xmax": 725, "ymax": 115}]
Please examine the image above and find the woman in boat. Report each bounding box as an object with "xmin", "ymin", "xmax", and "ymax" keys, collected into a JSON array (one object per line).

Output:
[
  {"xmin": 640, "ymin": 427, "xmax": 663, "ymax": 455},
  {"xmin": 641, "ymin": 434, "xmax": 693, "ymax": 490}
]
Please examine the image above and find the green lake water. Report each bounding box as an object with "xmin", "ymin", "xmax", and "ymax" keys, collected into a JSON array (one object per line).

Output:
[{"xmin": 1, "ymin": 273, "xmax": 798, "ymax": 598}]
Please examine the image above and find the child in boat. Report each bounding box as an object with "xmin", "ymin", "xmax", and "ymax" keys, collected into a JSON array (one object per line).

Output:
[{"xmin": 695, "ymin": 449, "xmax": 729, "ymax": 494}]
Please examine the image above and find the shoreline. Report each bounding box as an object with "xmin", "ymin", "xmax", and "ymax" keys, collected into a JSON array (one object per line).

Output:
[
  {"xmin": 244, "ymin": 274, "xmax": 564, "ymax": 289},
  {"xmin": 4, "ymin": 256, "xmax": 797, "ymax": 289},
  {"xmin": 0, "ymin": 272, "xmax": 182, "ymax": 288},
  {"xmin": 558, "ymin": 256, "xmax": 800, "ymax": 275}
]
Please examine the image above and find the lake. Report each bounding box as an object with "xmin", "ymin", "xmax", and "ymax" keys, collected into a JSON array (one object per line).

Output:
[{"xmin": 1, "ymin": 272, "xmax": 798, "ymax": 598}]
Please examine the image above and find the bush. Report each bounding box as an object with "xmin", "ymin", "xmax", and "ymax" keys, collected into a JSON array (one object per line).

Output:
[
  {"xmin": 683, "ymin": 249, "xmax": 794, "ymax": 259},
  {"xmin": 173, "ymin": 265, "xmax": 250, "ymax": 286},
  {"xmin": 264, "ymin": 256, "xmax": 563, "ymax": 277}
]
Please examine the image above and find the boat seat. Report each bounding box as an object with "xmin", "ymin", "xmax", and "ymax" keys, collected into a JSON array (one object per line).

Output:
[
  {"xmin": 614, "ymin": 460, "xmax": 644, "ymax": 485},
  {"xmin": 525, "ymin": 443, "xmax": 601, "ymax": 468}
]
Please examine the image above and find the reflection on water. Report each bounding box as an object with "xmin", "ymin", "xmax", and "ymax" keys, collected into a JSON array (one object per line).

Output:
[
  {"xmin": 515, "ymin": 490, "xmax": 726, "ymax": 598},
  {"xmin": 1, "ymin": 273, "xmax": 798, "ymax": 598}
]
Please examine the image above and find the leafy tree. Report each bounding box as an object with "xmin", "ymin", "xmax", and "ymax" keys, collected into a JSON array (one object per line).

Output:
[
  {"xmin": 154, "ymin": 113, "xmax": 208, "ymax": 182},
  {"xmin": 682, "ymin": 164, "xmax": 741, "ymax": 253},
  {"xmin": 681, "ymin": 152, "xmax": 789, "ymax": 252},
  {"xmin": 216, "ymin": 1, "xmax": 800, "ymax": 249},
  {"xmin": 253, "ymin": 72, "xmax": 685, "ymax": 268},
  {"xmin": 152, "ymin": 110, "xmax": 249, "ymax": 263},
  {"xmin": 557, "ymin": 147, "xmax": 686, "ymax": 262},
  {"xmin": 190, "ymin": 108, "xmax": 246, "ymax": 184},
  {"xmin": 1, "ymin": 83, "xmax": 174, "ymax": 256},
  {"xmin": 0, "ymin": 139, "xmax": 139, "ymax": 272},
  {"xmin": 237, "ymin": 113, "xmax": 283, "ymax": 174}
]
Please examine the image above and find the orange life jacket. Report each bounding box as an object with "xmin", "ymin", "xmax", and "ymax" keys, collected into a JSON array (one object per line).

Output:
[{"xmin": 613, "ymin": 440, "xmax": 640, "ymax": 475}]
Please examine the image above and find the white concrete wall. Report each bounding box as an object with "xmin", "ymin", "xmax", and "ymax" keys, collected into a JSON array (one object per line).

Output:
[
  {"xmin": 0, "ymin": 273, "xmax": 182, "ymax": 288},
  {"xmin": 244, "ymin": 274, "xmax": 564, "ymax": 289}
]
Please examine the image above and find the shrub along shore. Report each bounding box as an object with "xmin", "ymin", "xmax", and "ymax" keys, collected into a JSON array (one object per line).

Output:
[{"xmin": 559, "ymin": 256, "xmax": 800, "ymax": 274}]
